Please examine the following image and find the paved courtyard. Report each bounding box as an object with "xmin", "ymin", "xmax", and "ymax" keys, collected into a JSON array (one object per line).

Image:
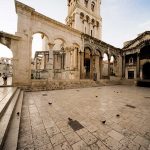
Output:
[{"xmin": 18, "ymin": 85, "xmax": 150, "ymax": 150}]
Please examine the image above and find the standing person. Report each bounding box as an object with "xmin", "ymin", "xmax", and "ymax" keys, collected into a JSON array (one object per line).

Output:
[{"xmin": 2, "ymin": 73, "xmax": 7, "ymax": 85}]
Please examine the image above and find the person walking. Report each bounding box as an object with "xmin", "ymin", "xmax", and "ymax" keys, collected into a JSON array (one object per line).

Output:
[{"xmin": 2, "ymin": 73, "xmax": 7, "ymax": 86}]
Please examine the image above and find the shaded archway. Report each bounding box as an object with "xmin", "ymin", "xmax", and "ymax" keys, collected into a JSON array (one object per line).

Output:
[
  {"xmin": 0, "ymin": 43, "xmax": 13, "ymax": 85},
  {"xmin": 140, "ymin": 45, "xmax": 150, "ymax": 60},
  {"xmin": 140, "ymin": 45, "xmax": 150, "ymax": 80},
  {"xmin": 84, "ymin": 48, "xmax": 91, "ymax": 79},
  {"xmin": 142, "ymin": 62, "xmax": 150, "ymax": 79}
]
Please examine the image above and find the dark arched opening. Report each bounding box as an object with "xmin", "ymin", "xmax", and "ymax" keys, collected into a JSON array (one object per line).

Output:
[
  {"xmin": 142, "ymin": 62, "xmax": 150, "ymax": 79},
  {"xmin": 140, "ymin": 45, "xmax": 150, "ymax": 60},
  {"xmin": 84, "ymin": 48, "xmax": 91, "ymax": 79}
]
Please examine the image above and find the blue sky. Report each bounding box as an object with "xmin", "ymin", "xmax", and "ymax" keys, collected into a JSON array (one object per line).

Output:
[{"xmin": 0, "ymin": 0, "xmax": 150, "ymax": 57}]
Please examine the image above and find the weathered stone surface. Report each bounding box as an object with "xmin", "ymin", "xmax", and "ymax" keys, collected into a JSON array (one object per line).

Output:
[{"xmin": 17, "ymin": 86, "xmax": 150, "ymax": 150}]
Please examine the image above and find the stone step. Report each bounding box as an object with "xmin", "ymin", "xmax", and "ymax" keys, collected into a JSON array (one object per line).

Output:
[
  {"xmin": 0, "ymin": 89, "xmax": 21, "ymax": 150},
  {"xmin": 0, "ymin": 87, "xmax": 17, "ymax": 119},
  {"xmin": 2, "ymin": 91, "xmax": 24, "ymax": 150},
  {"xmin": 29, "ymin": 80, "xmax": 103, "ymax": 91}
]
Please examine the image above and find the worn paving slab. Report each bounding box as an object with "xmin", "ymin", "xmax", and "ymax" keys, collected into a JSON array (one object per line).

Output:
[{"xmin": 17, "ymin": 85, "xmax": 150, "ymax": 150}]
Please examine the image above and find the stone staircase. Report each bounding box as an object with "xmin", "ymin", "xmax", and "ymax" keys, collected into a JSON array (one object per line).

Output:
[{"xmin": 0, "ymin": 87, "xmax": 24, "ymax": 150}]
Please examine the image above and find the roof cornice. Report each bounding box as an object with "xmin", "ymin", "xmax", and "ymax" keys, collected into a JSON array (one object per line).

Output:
[
  {"xmin": 123, "ymin": 31, "xmax": 150, "ymax": 49},
  {"xmin": 15, "ymin": 0, "xmax": 82, "ymax": 35}
]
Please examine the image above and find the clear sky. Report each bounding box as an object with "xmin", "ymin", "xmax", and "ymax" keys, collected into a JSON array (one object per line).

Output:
[{"xmin": 0, "ymin": 0, "xmax": 150, "ymax": 58}]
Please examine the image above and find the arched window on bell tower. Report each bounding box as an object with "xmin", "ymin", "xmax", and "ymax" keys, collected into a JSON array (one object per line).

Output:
[{"xmin": 91, "ymin": 1, "xmax": 95, "ymax": 12}]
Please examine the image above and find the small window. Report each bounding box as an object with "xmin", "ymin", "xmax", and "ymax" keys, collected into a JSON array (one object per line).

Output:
[
  {"xmin": 91, "ymin": 30, "xmax": 93, "ymax": 37},
  {"xmin": 91, "ymin": 1, "xmax": 95, "ymax": 11},
  {"xmin": 80, "ymin": 12, "xmax": 84, "ymax": 19},
  {"xmin": 86, "ymin": 15, "xmax": 89, "ymax": 22},
  {"xmin": 129, "ymin": 57, "xmax": 133, "ymax": 65}
]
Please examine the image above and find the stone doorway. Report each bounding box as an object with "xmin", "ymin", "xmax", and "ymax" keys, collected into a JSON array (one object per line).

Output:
[
  {"xmin": 128, "ymin": 71, "xmax": 134, "ymax": 79},
  {"xmin": 142, "ymin": 62, "xmax": 150, "ymax": 79},
  {"xmin": 84, "ymin": 58, "xmax": 90, "ymax": 79}
]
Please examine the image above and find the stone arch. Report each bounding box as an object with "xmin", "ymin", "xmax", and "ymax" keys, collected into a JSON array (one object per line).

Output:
[
  {"xmin": 32, "ymin": 31, "xmax": 50, "ymax": 41},
  {"xmin": 84, "ymin": 44, "xmax": 94, "ymax": 51},
  {"xmin": 0, "ymin": 43, "xmax": 13, "ymax": 85},
  {"xmin": 73, "ymin": 42, "xmax": 80, "ymax": 48},
  {"xmin": 31, "ymin": 32, "xmax": 50, "ymax": 79},
  {"xmin": 53, "ymin": 38, "xmax": 66, "ymax": 51}
]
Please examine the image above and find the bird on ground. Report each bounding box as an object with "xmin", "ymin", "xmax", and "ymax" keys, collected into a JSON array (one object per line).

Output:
[
  {"xmin": 116, "ymin": 114, "xmax": 120, "ymax": 117},
  {"xmin": 101, "ymin": 120, "xmax": 106, "ymax": 124},
  {"xmin": 48, "ymin": 102, "xmax": 52, "ymax": 105}
]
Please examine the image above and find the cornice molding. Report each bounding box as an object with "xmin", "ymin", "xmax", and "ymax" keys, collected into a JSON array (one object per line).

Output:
[
  {"xmin": 82, "ymin": 33, "xmax": 121, "ymax": 52},
  {"xmin": 15, "ymin": 0, "xmax": 82, "ymax": 36},
  {"xmin": 123, "ymin": 39, "xmax": 150, "ymax": 52},
  {"xmin": 0, "ymin": 31, "xmax": 21, "ymax": 40},
  {"xmin": 123, "ymin": 31, "xmax": 150, "ymax": 49}
]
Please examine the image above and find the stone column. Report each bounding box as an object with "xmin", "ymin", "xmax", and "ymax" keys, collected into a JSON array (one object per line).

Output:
[
  {"xmin": 99, "ymin": 56, "xmax": 103, "ymax": 79},
  {"xmin": 46, "ymin": 43, "xmax": 54, "ymax": 80},
  {"xmin": 108, "ymin": 58, "xmax": 110, "ymax": 79},
  {"xmin": 136, "ymin": 52, "xmax": 140, "ymax": 78},
  {"xmin": 70, "ymin": 50, "xmax": 73, "ymax": 70},
  {"xmin": 80, "ymin": 52, "xmax": 84, "ymax": 79},
  {"xmin": 74, "ymin": 47, "xmax": 78, "ymax": 70},
  {"xmin": 122, "ymin": 55, "xmax": 126, "ymax": 78}
]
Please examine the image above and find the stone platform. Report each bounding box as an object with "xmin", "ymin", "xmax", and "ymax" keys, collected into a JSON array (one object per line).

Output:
[{"xmin": 17, "ymin": 85, "xmax": 150, "ymax": 150}]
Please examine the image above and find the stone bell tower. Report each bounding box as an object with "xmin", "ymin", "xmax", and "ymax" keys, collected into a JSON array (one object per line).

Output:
[{"xmin": 66, "ymin": 0, "xmax": 102, "ymax": 40}]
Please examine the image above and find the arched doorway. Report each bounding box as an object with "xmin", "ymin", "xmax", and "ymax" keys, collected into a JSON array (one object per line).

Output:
[
  {"xmin": 84, "ymin": 48, "xmax": 91, "ymax": 79},
  {"xmin": 140, "ymin": 45, "xmax": 150, "ymax": 80},
  {"xmin": 31, "ymin": 33, "xmax": 49, "ymax": 79},
  {"xmin": 0, "ymin": 43, "xmax": 13, "ymax": 86},
  {"xmin": 142, "ymin": 62, "xmax": 150, "ymax": 79}
]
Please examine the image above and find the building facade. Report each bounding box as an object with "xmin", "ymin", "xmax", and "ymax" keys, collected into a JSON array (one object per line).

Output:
[
  {"xmin": 123, "ymin": 31, "xmax": 150, "ymax": 80},
  {"xmin": 0, "ymin": 0, "xmax": 149, "ymax": 86}
]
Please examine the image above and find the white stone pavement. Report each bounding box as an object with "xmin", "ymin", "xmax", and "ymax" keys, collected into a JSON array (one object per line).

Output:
[{"xmin": 18, "ymin": 85, "xmax": 150, "ymax": 150}]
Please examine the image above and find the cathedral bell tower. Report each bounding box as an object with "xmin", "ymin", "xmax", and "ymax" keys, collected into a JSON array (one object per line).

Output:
[{"xmin": 66, "ymin": 0, "xmax": 102, "ymax": 40}]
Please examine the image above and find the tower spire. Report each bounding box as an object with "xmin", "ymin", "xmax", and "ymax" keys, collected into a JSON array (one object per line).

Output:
[{"xmin": 66, "ymin": 0, "xmax": 102, "ymax": 39}]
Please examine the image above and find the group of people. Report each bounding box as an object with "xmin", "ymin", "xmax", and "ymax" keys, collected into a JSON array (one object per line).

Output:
[{"xmin": 0, "ymin": 73, "xmax": 8, "ymax": 85}]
